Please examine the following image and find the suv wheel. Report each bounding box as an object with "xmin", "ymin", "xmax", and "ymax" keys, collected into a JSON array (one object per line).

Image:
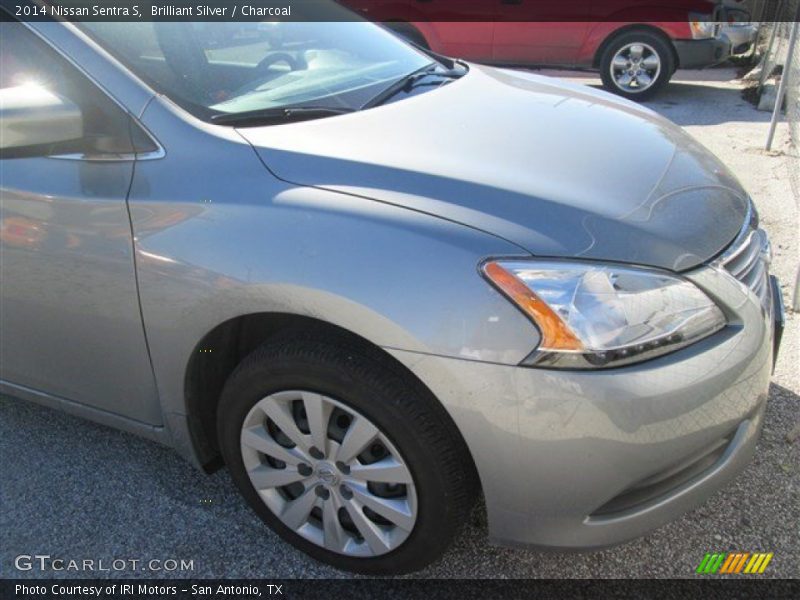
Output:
[
  {"xmin": 600, "ymin": 31, "xmax": 675, "ymax": 101},
  {"xmin": 217, "ymin": 336, "xmax": 477, "ymax": 574}
]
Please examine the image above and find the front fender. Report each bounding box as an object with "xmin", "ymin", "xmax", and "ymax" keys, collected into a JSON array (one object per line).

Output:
[{"xmin": 131, "ymin": 97, "xmax": 539, "ymax": 456}]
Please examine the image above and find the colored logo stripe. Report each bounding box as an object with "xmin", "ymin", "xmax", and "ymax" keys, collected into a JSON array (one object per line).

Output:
[
  {"xmin": 744, "ymin": 552, "xmax": 774, "ymax": 574},
  {"xmin": 697, "ymin": 553, "xmax": 725, "ymax": 574},
  {"xmin": 697, "ymin": 552, "xmax": 773, "ymax": 574},
  {"xmin": 719, "ymin": 553, "xmax": 749, "ymax": 573}
]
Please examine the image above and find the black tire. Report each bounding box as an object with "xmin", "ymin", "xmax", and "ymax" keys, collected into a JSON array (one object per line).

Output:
[
  {"xmin": 599, "ymin": 31, "xmax": 675, "ymax": 101},
  {"xmin": 217, "ymin": 334, "xmax": 478, "ymax": 575}
]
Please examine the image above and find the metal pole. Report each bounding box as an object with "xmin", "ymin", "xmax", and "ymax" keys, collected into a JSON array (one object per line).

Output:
[
  {"xmin": 766, "ymin": 19, "xmax": 799, "ymax": 150},
  {"xmin": 794, "ymin": 264, "xmax": 800, "ymax": 311},
  {"xmin": 752, "ymin": 0, "xmax": 762, "ymax": 23},
  {"xmin": 756, "ymin": 0, "xmax": 774, "ymax": 22},
  {"xmin": 759, "ymin": 1, "xmax": 784, "ymax": 91}
]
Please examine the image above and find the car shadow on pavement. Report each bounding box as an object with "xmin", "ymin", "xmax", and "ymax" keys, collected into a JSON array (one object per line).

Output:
[{"xmin": 644, "ymin": 82, "xmax": 773, "ymax": 127}]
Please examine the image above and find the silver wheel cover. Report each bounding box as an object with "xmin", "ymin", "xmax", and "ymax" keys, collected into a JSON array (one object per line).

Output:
[
  {"xmin": 610, "ymin": 42, "xmax": 662, "ymax": 93},
  {"xmin": 240, "ymin": 390, "xmax": 417, "ymax": 557}
]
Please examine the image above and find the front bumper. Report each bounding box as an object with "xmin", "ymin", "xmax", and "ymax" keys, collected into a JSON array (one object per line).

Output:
[
  {"xmin": 388, "ymin": 264, "xmax": 776, "ymax": 549},
  {"xmin": 723, "ymin": 24, "xmax": 759, "ymax": 55},
  {"xmin": 673, "ymin": 37, "xmax": 732, "ymax": 69}
]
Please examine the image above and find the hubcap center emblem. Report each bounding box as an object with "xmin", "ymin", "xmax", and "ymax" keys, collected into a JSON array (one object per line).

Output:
[{"xmin": 316, "ymin": 462, "xmax": 339, "ymax": 486}]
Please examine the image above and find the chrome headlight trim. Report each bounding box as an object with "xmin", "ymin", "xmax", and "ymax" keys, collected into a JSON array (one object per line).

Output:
[{"xmin": 482, "ymin": 259, "xmax": 727, "ymax": 370}]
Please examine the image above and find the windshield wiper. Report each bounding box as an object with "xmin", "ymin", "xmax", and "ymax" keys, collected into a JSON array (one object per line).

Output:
[
  {"xmin": 211, "ymin": 106, "xmax": 354, "ymax": 127},
  {"xmin": 212, "ymin": 63, "xmax": 465, "ymax": 125},
  {"xmin": 360, "ymin": 63, "xmax": 464, "ymax": 110}
]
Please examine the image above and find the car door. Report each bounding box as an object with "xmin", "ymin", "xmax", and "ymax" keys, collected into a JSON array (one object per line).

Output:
[
  {"xmin": 0, "ymin": 22, "xmax": 161, "ymax": 424},
  {"xmin": 492, "ymin": 0, "xmax": 591, "ymax": 66}
]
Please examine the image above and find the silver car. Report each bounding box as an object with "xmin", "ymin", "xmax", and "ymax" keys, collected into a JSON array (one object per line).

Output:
[{"xmin": 0, "ymin": 11, "xmax": 784, "ymax": 575}]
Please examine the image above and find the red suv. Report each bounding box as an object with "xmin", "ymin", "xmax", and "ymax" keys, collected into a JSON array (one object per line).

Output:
[{"xmin": 342, "ymin": 0, "xmax": 731, "ymax": 99}]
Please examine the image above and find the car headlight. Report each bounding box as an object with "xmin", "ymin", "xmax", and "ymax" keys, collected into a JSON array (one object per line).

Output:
[
  {"xmin": 482, "ymin": 260, "xmax": 726, "ymax": 369},
  {"xmin": 689, "ymin": 15, "xmax": 717, "ymax": 39}
]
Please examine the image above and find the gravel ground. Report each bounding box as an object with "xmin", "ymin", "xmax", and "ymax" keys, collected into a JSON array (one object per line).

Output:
[{"xmin": 2, "ymin": 68, "xmax": 798, "ymax": 580}]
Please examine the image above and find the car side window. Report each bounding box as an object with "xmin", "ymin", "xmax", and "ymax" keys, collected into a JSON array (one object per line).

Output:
[{"xmin": 0, "ymin": 22, "xmax": 156, "ymax": 158}]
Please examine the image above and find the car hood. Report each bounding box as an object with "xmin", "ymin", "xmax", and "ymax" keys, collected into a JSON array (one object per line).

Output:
[{"xmin": 239, "ymin": 65, "xmax": 748, "ymax": 271}]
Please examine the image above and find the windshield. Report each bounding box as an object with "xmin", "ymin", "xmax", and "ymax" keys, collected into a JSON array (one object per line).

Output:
[{"xmin": 80, "ymin": 20, "xmax": 434, "ymax": 122}]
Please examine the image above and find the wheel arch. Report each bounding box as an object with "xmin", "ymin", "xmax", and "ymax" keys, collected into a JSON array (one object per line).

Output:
[
  {"xmin": 183, "ymin": 312, "xmax": 481, "ymax": 494},
  {"xmin": 593, "ymin": 24, "xmax": 679, "ymax": 70}
]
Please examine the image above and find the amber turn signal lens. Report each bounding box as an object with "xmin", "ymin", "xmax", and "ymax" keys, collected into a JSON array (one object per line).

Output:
[{"xmin": 483, "ymin": 262, "xmax": 584, "ymax": 352}]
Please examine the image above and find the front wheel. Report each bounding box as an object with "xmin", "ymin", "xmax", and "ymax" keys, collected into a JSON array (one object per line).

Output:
[
  {"xmin": 217, "ymin": 336, "xmax": 477, "ymax": 574},
  {"xmin": 600, "ymin": 32, "xmax": 675, "ymax": 101}
]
